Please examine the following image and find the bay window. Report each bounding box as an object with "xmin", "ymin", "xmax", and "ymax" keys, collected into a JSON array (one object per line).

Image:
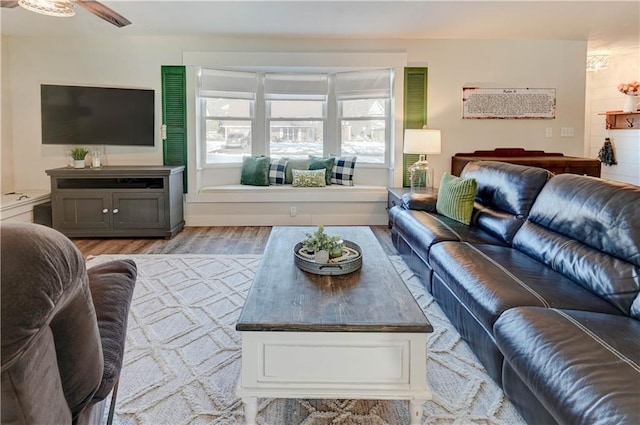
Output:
[{"xmin": 197, "ymin": 68, "xmax": 393, "ymax": 166}]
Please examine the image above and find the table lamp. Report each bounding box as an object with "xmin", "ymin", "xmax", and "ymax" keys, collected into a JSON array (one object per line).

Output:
[{"xmin": 403, "ymin": 127, "xmax": 441, "ymax": 191}]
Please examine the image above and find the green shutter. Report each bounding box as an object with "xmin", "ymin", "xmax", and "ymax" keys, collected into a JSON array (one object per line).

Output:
[
  {"xmin": 161, "ymin": 65, "xmax": 187, "ymax": 192},
  {"xmin": 403, "ymin": 67, "xmax": 428, "ymax": 187}
]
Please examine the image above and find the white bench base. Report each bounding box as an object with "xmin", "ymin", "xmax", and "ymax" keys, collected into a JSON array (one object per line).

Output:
[{"xmin": 185, "ymin": 185, "xmax": 388, "ymax": 226}]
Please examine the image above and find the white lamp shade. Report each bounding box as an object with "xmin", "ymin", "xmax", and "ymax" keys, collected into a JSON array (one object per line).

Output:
[{"xmin": 403, "ymin": 129, "xmax": 441, "ymax": 155}]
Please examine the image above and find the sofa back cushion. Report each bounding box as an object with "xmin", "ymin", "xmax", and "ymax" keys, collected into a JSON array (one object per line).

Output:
[
  {"xmin": 460, "ymin": 161, "xmax": 551, "ymax": 244},
  {"xmin": 1, "ymin": 223, "xmax": 104, "ymax": 420},
  {"xmin": 513, "ymin": 174, "xmax": 640, "ymax": 317}
]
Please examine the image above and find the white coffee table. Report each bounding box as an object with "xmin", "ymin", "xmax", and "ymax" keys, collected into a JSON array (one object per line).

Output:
[{"xmin": 236, "ymin": 226, "xmax": 433, "ymax": 425}]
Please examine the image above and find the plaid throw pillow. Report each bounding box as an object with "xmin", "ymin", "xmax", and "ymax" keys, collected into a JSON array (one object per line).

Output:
[
  {"xmin": 331, "ymin": 156, "xmax": 357, "ymax": 186},
  {"xmin": 269, "ymin": 157, "xmax": 288, "ymax": 185}
]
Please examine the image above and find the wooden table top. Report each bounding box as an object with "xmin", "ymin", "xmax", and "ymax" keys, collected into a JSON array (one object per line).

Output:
[{"xmin": 236, "ymin": 226, "xmax": 432, "ymax": 333}]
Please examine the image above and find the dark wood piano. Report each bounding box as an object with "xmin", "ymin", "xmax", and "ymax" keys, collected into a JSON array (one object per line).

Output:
[{"xmin": 451, "ymin": 148, "xmax": 601, "ymax": 177}]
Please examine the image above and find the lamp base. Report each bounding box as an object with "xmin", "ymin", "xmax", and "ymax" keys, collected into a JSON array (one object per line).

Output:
[{"xmin": 408, "ymin": 160, "xmax": 434, "ymax": 192}]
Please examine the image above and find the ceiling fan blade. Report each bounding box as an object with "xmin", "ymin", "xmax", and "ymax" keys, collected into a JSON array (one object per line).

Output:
[
  {"xmin": 76, "ymin": 0, "xmax": 131, "ymax": 27},
  {"xmin": 0, "ymin": 1, "xmax": 19, "ymax": 8}
]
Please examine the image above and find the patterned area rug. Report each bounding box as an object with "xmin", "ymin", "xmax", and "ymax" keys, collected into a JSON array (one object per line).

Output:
[{"xmin": 88, "ymin": 254, "xmax": 525, "ymax": 425}]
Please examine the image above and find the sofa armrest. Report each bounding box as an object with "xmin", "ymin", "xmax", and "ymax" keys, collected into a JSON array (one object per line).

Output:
[
  {"xmin": 401, "ymin": 192, "xmax": 438, "ymax": 212},
  {"xmin": 87, "ymin": 260, "xmax": 137, "ymax": 402}
]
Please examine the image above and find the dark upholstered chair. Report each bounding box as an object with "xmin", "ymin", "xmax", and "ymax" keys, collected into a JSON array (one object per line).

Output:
[{"xmin": 1, "ymin": 223, "xmax": 137, "ymax": 425}]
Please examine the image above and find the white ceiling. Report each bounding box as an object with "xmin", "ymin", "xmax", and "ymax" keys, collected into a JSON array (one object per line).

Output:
[{"xmin": 1, "ymin": 1, "xmax": 639, "ymax": 53}]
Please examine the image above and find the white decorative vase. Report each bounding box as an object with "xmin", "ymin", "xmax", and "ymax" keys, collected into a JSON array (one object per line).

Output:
[
  {"xmin": 623, "ymin": 95, "xmax": 637, "ymax": 113},
  {"xmin": 73, "ymin": 160, "xmax": 86, "ymax": 169},
  {"xmin": 314, "ymin": 250, "xmax": 329, "ymax": 264}
]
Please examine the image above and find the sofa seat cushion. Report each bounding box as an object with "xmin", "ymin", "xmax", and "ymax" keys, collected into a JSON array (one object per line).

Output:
[
  {"xmin": 87, "ymin": 260, "xmax": 137, "ymax": 402},
  {"xmin": 429, "ymin": 242, "xmax": 621, "ymax": 335},
  {"xmin": 515, "ymin": 220, "xmax": 640, "ymax": 318},
  {"xmin": 389, "ymin": 207, "xmax": 506, "ymax": 265},
  {"xmin": 494, "ymin": 307, "xmax": 640, "ymax": 425}
]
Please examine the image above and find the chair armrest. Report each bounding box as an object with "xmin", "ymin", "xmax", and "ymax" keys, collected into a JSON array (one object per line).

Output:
[
  {"xmin": 87, "ymin": 260, "xmax": 137, "ymax": 402},
  {"xmin": 402, "ymin": 192, "xmax": 438, "ymax": 212}
]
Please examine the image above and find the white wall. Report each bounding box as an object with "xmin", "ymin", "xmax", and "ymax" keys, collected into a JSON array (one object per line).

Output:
[
  {"xmin": 2, "ymin": 35, "xmax": 588, "ymax": 193},
  {"xmin": 586, "ymin": 50, "xmax": 640, "ymax": 185},
  {"xmin": 1, "ymin": 37, "xmax": 15, "ymax": 193}
]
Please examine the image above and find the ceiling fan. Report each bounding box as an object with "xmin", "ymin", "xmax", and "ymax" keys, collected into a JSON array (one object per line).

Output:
[{"xmin": 0, "ymin": 0, "xmax": 131, "ymax": 27}]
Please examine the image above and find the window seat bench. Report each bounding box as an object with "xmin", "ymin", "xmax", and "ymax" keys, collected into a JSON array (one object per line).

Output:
[{"xmin": 184, "ymin": 185, "xmax": 388, "ymax": 226}]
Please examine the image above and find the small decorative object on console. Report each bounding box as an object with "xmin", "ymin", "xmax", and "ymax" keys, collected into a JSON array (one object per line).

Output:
[{"xmin": 70, "ymin": 147, "xmax": 89, "ymax": 169}]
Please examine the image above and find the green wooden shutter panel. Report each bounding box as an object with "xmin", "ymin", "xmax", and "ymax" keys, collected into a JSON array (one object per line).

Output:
[
  {"xmin": 403, "ymin": 67, "xmax": 428, "ymax": 187},
  {"xmin": 161, "ymin": 65, "xmax": 187, "ymax": 192}
]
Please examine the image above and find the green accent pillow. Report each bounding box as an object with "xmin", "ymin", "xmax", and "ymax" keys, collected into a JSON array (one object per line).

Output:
[
  {"xmin": 292, "ymin": 169, "xmax": 326, "ymax": 187},
  {"xmin": 240, "ymin": 156, "xmax": 270, "ymax": 186},
  {"xmin": 436, "ymin": 173, "xmax": 477, "ymax": 225},
  {"xmin": 309, "ymin": 156, "xmax": 336, "ymax": 185},
  {"xmin": 285, "ymin": 159, "xmax": 310, "ymax": 184}
]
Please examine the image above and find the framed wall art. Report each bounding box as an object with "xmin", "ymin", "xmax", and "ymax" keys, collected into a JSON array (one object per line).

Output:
[{"xmin": 462, "ymin": 87, "xmax": 556, "ymax": 119}]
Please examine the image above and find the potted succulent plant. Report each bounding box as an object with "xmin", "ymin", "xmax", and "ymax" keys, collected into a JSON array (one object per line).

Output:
[
  {"xmin": 70, "ymin": 147, "xmax": 89, "ymax": 168},
  {"xmin": 302, "ymin": 225, "xmax": 344, "ymax": 263}
]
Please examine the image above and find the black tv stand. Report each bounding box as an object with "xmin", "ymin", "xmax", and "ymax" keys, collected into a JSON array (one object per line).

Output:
[{"xmin": 45, "ymin": 165, "xmax": 185, "ymax": 238}]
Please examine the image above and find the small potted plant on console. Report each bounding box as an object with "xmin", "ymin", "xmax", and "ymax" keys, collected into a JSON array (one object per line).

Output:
[{"xmin": 70, "ymin": 147, "xmax": 89, "ymax": 169}]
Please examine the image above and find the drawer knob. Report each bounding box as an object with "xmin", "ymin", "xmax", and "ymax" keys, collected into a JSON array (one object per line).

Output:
[{"xmin": 113, "ymin": 208, "xmax": 119, "ymax": 214}]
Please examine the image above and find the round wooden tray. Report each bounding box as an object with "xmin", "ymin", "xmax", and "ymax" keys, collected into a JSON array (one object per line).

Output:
[{"xmin": 293, "ymin": 240, "xmax": 362, "ymax": 276}]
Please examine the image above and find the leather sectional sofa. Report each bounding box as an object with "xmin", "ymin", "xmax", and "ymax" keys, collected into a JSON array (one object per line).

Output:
[{"xmin": 389, "ymin": 161, "xmax": 640, "ymax": 425}]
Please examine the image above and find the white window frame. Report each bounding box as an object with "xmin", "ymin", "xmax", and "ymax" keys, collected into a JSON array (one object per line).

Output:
[
  {"xmin": 266, "ymin": 99, "xmax": 328, "ymax": 158},
  {"xmin": 200, "ymin": 97, "xmax": 254, "ymax": 165},
  {"xmin": 337, "ymin": 98, "xmax": 391, "ymax": 164}
]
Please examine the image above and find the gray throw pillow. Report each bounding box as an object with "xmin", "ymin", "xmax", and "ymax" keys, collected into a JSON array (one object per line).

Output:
[{"xmin": 285, "ymin": 159, "xmax": 310, "ymax": 184}]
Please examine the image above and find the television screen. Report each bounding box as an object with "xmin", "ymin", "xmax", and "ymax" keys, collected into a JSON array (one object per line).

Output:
[{"xmin": 41, "ymin": 84, "xmax": 155, "ymax": 146}]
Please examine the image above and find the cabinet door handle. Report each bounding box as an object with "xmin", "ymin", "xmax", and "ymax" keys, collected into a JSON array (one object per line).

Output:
[
  {"xmin": 102, "ymin": 208, "xmax": 108, "ymax": 214},
  {"xmin": 113, "ymin": 208, "xmax": 119, "ymax": 214}
]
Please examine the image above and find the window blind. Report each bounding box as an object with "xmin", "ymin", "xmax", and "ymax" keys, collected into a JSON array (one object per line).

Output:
[
  {"xmin": 199, "ymin": 69, "xmax": 257, "ymax": 99},
  {"xmin": 335, "ymin": 69, "xmax": 392, "ymax": 100},
  {"xmin": 264, "ymin": 73, "xmax": 328, "ymax": 100}
]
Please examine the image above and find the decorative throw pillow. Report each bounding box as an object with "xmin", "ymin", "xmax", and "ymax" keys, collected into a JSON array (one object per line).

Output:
[
  {"xmin": 309, "ymin": 156, "xmax": 336, "ymax": 185},
  {"xmin": 269, "ymin": 157, "xmax": 288, "ymax": 185},
  {"xmin": 331, "ymin": 156, "xmax": 357, "ymax": 186},
  {"xmin": 240, "ymin": 156, "xmax": 270, "ymax": 186},
  {"xmin": 292, "ymin": 169, "xmax": 326, "ymax": 187},
  {"xmin": 436, "ymin": 173, "xmax": 477, "ymax": 225},
  {"xmin": 285, "ymin": 159, "xmax": 310, "ymax": 184}
]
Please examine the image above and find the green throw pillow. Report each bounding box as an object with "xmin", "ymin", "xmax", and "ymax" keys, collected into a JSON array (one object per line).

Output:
[
  {"xmin": 240, "ymin": 156, "xmax": 270, "ymax": 186},
  {"xmin": 309, "ymin": 156, "xmax": 336, "ymax": 185},
  {"xmin": 285, "ymin": 159, "xmax": 310, "ymax": 184},
  {"xmin": 292, "ymin": 169, "xmax": 326, "ymax": 187},
  {"xmin": 436, "ymin": 173, "xmax": 477, "ymax": 225}
]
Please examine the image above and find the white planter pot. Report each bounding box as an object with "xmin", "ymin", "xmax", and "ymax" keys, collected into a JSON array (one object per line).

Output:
[
  {"xmin": 73, "ymin": 160, "xmax": 86, "ymax": 169},
  {"xmin": 623, "ymin": 95, "xmax": 637, "ymax": 113}
]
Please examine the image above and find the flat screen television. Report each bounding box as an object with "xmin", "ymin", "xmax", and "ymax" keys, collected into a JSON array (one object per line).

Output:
[{"xmin": 41, "ymin": 84, "xmax": 155, "ymax": 146}]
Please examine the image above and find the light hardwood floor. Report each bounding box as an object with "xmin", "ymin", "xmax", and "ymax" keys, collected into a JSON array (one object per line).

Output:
[{"xmin": 73, "ymin": 225, "xmax": 398, "ymax": 256}]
